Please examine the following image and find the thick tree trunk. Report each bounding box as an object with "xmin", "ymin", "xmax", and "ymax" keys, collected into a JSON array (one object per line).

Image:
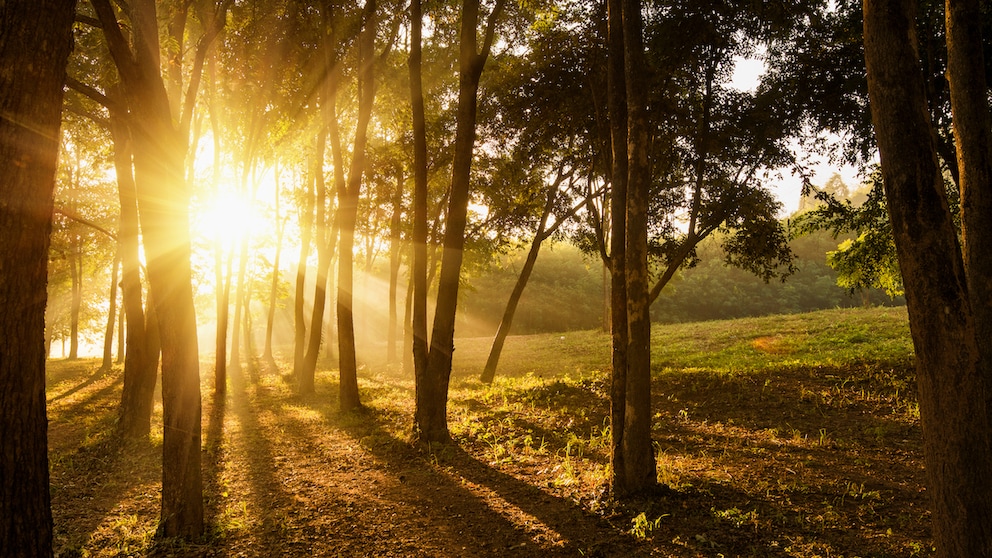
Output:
[
  {"xmin": 0, "ymin": 2, "xmax": 75, "ymax": 554},
  {"xmin": 618, "ymin": 0, "xmax": 657, "ymax": 496},
  {"xmin": 945, "ymin": 0, "xmax": 992, "ymax": 423},
  {"xmin": 863, "ymin": 0, "xmax": 992, "ymax": 554},
  {"xmin": 480, "ymin": 191, "xmax": 557, "ymax": 383},
  {"xmin": 606, "ymin": 0, "xmax": 630, "ymax": 496}
]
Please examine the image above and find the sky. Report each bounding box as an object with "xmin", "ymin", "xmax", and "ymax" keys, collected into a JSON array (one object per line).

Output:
[{"xmin": 730, "ymin": 56, "xmax": 863, "ymax": 216}]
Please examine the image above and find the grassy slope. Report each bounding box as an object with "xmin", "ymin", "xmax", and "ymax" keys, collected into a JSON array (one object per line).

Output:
[{"xmin": 48, "ymin": 306, "xmax": 930, "ymax": 557}]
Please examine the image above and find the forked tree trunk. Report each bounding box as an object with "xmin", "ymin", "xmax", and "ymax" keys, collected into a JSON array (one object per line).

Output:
[
  {"xmin": 416, "ymin": 0, "xmax": 506, "ymax": 444},
  {"xmin": 337, "ymin": 1, "xmax": 378, "ymax": 412},
  {"xmin": 863, "ymin": 0, "xmax": 992, "ymax": 553},
  {"xmin": 110, "ymin": 102, "xmax": 159, "ymax": 440},
  {"xmin": 301, "ymin": 130, "xmax": 331, "ymax": 395},
  {"xmin": 0, "ymin": 2, "xmax": 75, "ymax": 554}
]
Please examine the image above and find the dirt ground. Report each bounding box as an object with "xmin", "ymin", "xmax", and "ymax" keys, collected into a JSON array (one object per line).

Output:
[{"xmin": 47, "ymin": 353, "xmax": 931, "ymax": 557}]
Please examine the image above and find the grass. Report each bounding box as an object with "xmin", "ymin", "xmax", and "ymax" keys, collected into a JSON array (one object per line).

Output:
[{"xmin": 47, "ymin": 306, "xmax": 931, "ymax": 557}]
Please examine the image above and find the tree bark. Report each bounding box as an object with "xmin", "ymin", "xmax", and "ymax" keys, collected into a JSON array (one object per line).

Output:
[
  {"xmin": 409, "ymin": 0, "xmax": 431, "ymax": 419},
  {"xmin": 0, "ymin": 1, "xmax": 75, "ymax": 554},
  {"xmin": 863, "ymin": 0, "xmax": 992, "ymax": 554},
  {"xmin": 337, "ymin": 1, "xmax": 378, "ymax": 412},
  {"xmin": 416, "ymin": 0, "xmax": 506, "ymax": 444},
  {"xmin": 301, "ymin": 129, "xmax": 331, "ymax": 396},
  {"xmin": 109, "ymin": 102, "xmax": 159, "ymax": 440},
  {"xmin": 606, "ymin": 0, "xmax": 630, "ymax": 496},
  {"xmin": 618, "ymin": 0, "xmax": 657, "ymax": 496},
  {"xmin": 480, "ymin": 190, "xmax": 557, "ymax": 383},
  {"xmin": 91, "ymin": 0, "xmax": 217, "ymax": 538},
  {"xmin": 945, "ymin": 0, "xmax": 992, "ymax": 425},
  {"xmin": 387, "ymin": 167, "xmax": 404, "ymax": 365}
]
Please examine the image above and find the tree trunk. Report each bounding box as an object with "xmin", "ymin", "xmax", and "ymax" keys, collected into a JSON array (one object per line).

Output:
[
  {"xmin": 863, "ymin": 0, "xmax": 992, "ymax": 553},
  {"xmin": 606, "ymin": 0, "xmax": 630, "ymax": 496},
  {"xmin": 617, "ymin": 0, "xmax": 657, "ymax": 496},
  {"xmin": 68, "ymin": 228, "xmax": 82, "ymax": 360},
  {"xmin": 101, "ymin": 252, "xmax": 121, "ymax": 370},
  {"xmin": 229, "ymin": 198, "xmax": 251, "ymax": 372},
  {"xmin": 263, "ymin": 167, "xmax": 284, "ymax": 368},
  {"xmin": 409, "ymin": 0, "xmax": 431, "ymax": 419},
  {"xmin": 116, "ymin": 293, "xmax": 125, "ymax": 364},
  {"xmin": 301, "ymin": 130, "xmax": 331, "ymax": 395},
  {"xmin": 945, "ymin": 0, "xmax": 992, "ymax": 425},
  {"xmin": 416, "ymin": 0, "xmax": 506, "ymax": 444},
  {"xmin": 387, "ymin": 167, "xmax": 404, "ymax": 365},
  {"xmin": 481, "ymin": 191, "xmax": 557, "ymax": 383},
  {"xmin": 109, "ymin": 98, "xmax": 159, "ymax": 440},
  {"xmin": 337, "ymin": 2, "xmax": 378, "ymax": 412},
  {"xmin": 293, "ymin": 163, "xmax": 316, "ymax": 384},
  {"xmin": 92, "ymin": 0, "xmax": 207, "ymax": 537},
  {"xmin": 0, "ymin": 2, "xmax": 75, "ymax": 554}
]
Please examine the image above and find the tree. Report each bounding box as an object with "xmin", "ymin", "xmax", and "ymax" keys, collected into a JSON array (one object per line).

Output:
[
  {"xmin": 88, "ymin": 0, "xmax": 230, "ymax": 538},
  {"xmin": 413, "ymin": 0, "xmax": 507, "ymax": 444},
  {"xmin": 0, "ymin": 0, "xmax": 77, "ymax": 554},
  {"xmin": 863, "ymin": 0, "xmax": 992, "ymax": 553}
]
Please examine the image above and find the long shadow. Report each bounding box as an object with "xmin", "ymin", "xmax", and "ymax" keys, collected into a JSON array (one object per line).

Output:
[
  {"xmin": 48, "ymin": 362, "xmax": 111, "ymax": 403},
  {"xmin": 284, "ymin": 383, "xmax": 658, "ymax": 557},
  {"xmin": 201, "ymin": 388, "xmax": 227, "ymax": 541},
  {"xmin": 48, "ymin": 366, "xmax": 159, "ymax": 556},
  {"xmin": 213, "ymin": 364, "xmax": 300, "ymax": 554}
]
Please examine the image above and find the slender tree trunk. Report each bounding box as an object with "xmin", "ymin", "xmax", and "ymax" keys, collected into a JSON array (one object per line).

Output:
[
  {"xmin": 403, "ymin": 263, "xmax": 415, "ymax": 375},
  {"xmin": 387, "ymin": 167, "xmax": 404, "ymax": 365},
  {"xmin": 102, "ymin": 252, "xmax": 121, "ymax": 370},
  {"xmin": 416, "ymin": 0, "xmax": 506, "ymax": 443},
  {"xmin": 301, "ymin": 130, "xmax": 331, "ymax": 395},
  {"xmin": 606, "ymin": 0, "xmax": 630, "ymax": 495},
  {"xmin": 409, "ymin": 0, "xmax": 431, "ymax": 418},
  {"xmin": 68, "ymin": 235, "xmax": 82, "ymax": 360},
  {"xmin": 293, "ymin": 165, "xmax": 316, "ymax": 383},
  {"xmin": 863, "ymin": 0, "xmax": 992, "ymax": 553},
  {"xmin": 116, "ymin": 294, "xmax": 125, "ymax": 364},
  {"xmin": 481, "ymin": 192, "xmax": 556, "ymax": 383},
  {"xmin": 0, "ymin": 2, "xmax": 75, "ymax": 553},
  {"xmin": 229, "ymin": 177, "xmax": 252, "ymax": 372},
  {"xmin": 109, "ymin": 101, "xmax": 158, "ymax": 440},
  {"xmin": 338, "ymin": 2, "xmax": 378, "ymax": 412},
  {"xmin": 264, "ymin": 167, "xmax": 284, "ymax": 367}
]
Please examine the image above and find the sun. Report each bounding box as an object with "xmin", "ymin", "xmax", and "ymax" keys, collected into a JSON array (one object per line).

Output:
[{"xmin": 193, "ymin": 189, "xmax": 265, "ymax": 248}]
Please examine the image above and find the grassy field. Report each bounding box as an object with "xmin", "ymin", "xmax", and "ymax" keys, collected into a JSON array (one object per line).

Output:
[{"xmin": 47, "ymin": 306, "xmax": 930, "ymax": 557}]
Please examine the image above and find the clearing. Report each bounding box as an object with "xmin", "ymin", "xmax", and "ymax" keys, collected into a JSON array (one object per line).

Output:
[{"xmin": 48, "ymin": 306, "xmax": 931, "ymax": 557}]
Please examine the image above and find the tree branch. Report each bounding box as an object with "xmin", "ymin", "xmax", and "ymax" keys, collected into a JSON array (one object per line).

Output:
[
  {"xmin": 180, "ymin": 0, "xmax": 233, "ymax": 138},
  {"xmin": 89, "ymin": 0, "xmax": 138, "ymax": 79}
]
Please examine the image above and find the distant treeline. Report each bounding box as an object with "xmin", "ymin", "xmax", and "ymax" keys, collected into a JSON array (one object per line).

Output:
[{"xmin": 459, "ymin": 231, "xmax": 902, "ymax": 337}]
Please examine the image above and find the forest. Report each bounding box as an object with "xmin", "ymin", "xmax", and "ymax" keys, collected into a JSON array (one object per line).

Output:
[{"xmin": 2, "ymin": 0, "xmax": 992, "ymax": 556}]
